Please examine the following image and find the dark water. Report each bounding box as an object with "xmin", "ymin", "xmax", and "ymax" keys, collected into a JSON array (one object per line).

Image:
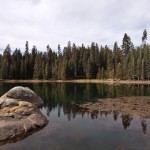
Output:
[{"xmin": 1, "ymin": 83, "xmax": 150, "ymax": 150}]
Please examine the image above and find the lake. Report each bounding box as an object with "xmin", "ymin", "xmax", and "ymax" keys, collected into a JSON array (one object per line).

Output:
[{"xmin": 0, "ymin": 83, "xmax": 150, "ymax": 150}]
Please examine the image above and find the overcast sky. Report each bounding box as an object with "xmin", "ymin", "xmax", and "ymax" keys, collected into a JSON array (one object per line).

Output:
[{"xmin": 0, "ymin": 0, "xmax": 150, "ymax": 51}]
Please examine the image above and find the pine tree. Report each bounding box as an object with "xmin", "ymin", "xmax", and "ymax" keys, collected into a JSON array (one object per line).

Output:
[
  {"xmin": 96, "ymin": 67, "xmax": 101, "ymax": 79},
  {"xmin": 45, "ymin": 62, "xmax": 49, "ymax": 79},
  {"xmin": 90, "ymin": 42, "xmax": 97, "ymax": 78},
  {"xmin": 113, "ymin": 42, "xmax": 121, "ymax": 78},
  {"xmin": 86, "ymin": 59, "xmax": 93, "ymax": 79},
  {"xmin": 0, "ymin": 30, "xmax": 150, "ymax": 81},
  {"xmin": 107, "ymin": 50, "xmax": 114, "ymax": 78},
  {"xmin": 1, "ymin": 44, "xmax": 11, "ymax": 79},
  {"xmin": 30, "ymin": 45, "xmax": 37, "ymax": 78},
  {"xmin": 142, "ymin": 29, "xmax": 147, "ymax": 45},
  {"xmin": 116, "ymin": 63, "xmax": 123, "ymax": 79},
  {"xmin": 12, "ymin": 49, "xmax": 22, "ymax": 79},
  {"xmin": 122, "ymin": 33, "xmax": 134, "ymax": 55},
  {"xmin": 72, "ymin": 43, "xmax": 78, "ymax": 78},
  {"xmin": 144, "ymin": 46, "xmax": 150, "ymax": 80},
  {"xmin": 141, "ymin": 58, "xmax": 145, "ymax": 80},
  {"xmin": 33, "ymin": 53, "xmax": 43, "ymax": 79},
  {"xmin": 46, "ymin": 45, "xmax": 53, "ymax": 79},
  {"xmin": 24, "ymin": 41, "xmax": 30, "ymax": 79},
  {"xmin": 61, "ymin": 60, "xmax": 68, "ymax": 80}
]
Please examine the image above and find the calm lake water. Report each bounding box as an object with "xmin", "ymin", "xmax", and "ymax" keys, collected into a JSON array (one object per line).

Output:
[{"xmin": 1, "ymin": 83, "xmax": 150, "ymax": 150}]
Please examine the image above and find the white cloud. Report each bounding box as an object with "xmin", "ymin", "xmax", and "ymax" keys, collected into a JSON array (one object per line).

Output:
[{"xmin": 0, "ymin": 0, "xmax": 150, "ymax": 51}]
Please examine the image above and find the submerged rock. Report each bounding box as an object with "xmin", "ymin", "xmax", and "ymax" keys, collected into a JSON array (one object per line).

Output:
[{"xmin": 0, "ymin": 86, "xmax": 48, "ymax": 145}]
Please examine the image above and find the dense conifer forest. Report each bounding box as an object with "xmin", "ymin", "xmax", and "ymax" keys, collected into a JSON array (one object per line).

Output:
[{"xmin": 0, "ymin": 29, "xmax": 150, "ymax": 80}]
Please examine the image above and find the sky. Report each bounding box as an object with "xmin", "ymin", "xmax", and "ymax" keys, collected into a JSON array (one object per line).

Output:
[{"xmin": 0, "ymin": 0, "xmax": 150, "ymax": 52}]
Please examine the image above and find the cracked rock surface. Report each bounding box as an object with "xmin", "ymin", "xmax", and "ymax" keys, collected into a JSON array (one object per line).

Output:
[{"xmin": 0, "ymin": 86, "xmax": 48, "ymax": 145}]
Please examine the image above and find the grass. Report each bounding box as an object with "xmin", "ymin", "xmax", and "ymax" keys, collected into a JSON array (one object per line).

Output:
[{"xmin": 1, "ymin": 79, "xmax": 150, "ymax": 84}]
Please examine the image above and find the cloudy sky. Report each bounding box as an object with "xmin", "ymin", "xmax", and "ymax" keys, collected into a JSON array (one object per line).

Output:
[{"xmin": 0, "ymin": 0, "xmax": 150, "ymax": 51}]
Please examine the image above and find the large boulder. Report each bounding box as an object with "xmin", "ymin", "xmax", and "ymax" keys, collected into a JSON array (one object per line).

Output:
[
  {"xmin": 0, "ymin": 86, "xmax": 48, "ymax": 145},
  {"xmin": 1, "ymin": 86, "xmax": 43, "ymax": 107}
]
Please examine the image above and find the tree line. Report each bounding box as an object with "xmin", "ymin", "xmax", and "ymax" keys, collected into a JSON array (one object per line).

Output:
[{"xmin": 0, "ymin": 29, "xmax": 150, "ymax": 80}]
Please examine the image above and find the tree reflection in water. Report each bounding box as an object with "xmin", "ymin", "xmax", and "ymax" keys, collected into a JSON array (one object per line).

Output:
[
  {"xmin": 23, "ymin": 83, "xmax": 150, "ymax": 134},
  {"xmin": 121, "ymin": 114, "xmax": 133, "ymax": 130},
  {"xmin": 141, "ymin": 119, "xmax": 147, "ymax": 134},
  {"xmin": 0, "ymin": 82, "xmax": 150, "ymax": 134}
]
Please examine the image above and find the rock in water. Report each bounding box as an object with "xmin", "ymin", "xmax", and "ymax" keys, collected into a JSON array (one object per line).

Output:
[
  {"xmin": 1, "ymin": 86, "xmax": 44, "ymax": 107},
  {"xmin": 0, "ymin": 86, "xmax": 48, "ymax": 145}
]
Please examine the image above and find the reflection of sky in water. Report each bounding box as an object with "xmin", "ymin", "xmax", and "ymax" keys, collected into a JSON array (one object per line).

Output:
[{"xmin": 0, "ymin": 83, "xmax": 150, "ymax": 150}]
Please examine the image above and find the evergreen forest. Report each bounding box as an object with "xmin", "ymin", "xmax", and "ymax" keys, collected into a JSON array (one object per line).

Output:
[{"xmin": 0, "ymin": 29, "xmax": 150, "ymax": 80}]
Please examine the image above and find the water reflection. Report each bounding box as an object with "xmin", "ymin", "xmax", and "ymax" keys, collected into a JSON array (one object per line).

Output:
[
  {"xmin": 0, "ymin": 126, "xmax": 45, "ymax": 146},
  {"xmin": 121, "ymin": 114, "xmax": 133, "ymax": 130},
  {"xmin": 71, "ymin": 105, "xmax": 149, "ymax": 134},
  {"xmin": 32, "ymin": 83, "xmax": 150, "ymax": 112},
  {"xmin": 0, "ymin": 82, "xmax": 150, "ymax": 135},
  {"xmin": 141, "ymin": 119, "xmax": 147, "ymax": 134}
]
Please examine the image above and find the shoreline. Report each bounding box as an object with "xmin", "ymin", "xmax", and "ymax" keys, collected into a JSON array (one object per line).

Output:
[{"xmin": 1, "ymin": 79, "xmax": 150, "ymax": 84}]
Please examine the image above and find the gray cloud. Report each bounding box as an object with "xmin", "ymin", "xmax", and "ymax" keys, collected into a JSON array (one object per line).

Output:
[
  {"xmin": 31, "ymin": 0, "xmax": 41, "ymax": 5},
  {"xmin": 0, "ymin": 0, "xmax": 150, "ymax": 51}
]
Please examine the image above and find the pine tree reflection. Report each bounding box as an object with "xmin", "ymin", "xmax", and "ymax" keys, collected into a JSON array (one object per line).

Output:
[
  {"xmin": 0, "ymin": 83, "xmax": 150, "ymax": 133},
  {"xmin": 58, "ymin": 106, "xmax": 61, "ymax": 117},
  {"xmin": 141, "ymin": 119, "xmax": 147, "ymax": 134},
  {"xmin": 121, "ymin": 114, "xmax": 133, "ymax": 130},
  {"xmin": 25, "ymin": 83, "xmax": 150, "ymax": 135},
  {"xmin": 91, "ymin": 110, "xmax": 99, "ymax": 119},
  {"xmin": 113, "ymin": 110, "xmax": 119, "ymax": 121}
]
